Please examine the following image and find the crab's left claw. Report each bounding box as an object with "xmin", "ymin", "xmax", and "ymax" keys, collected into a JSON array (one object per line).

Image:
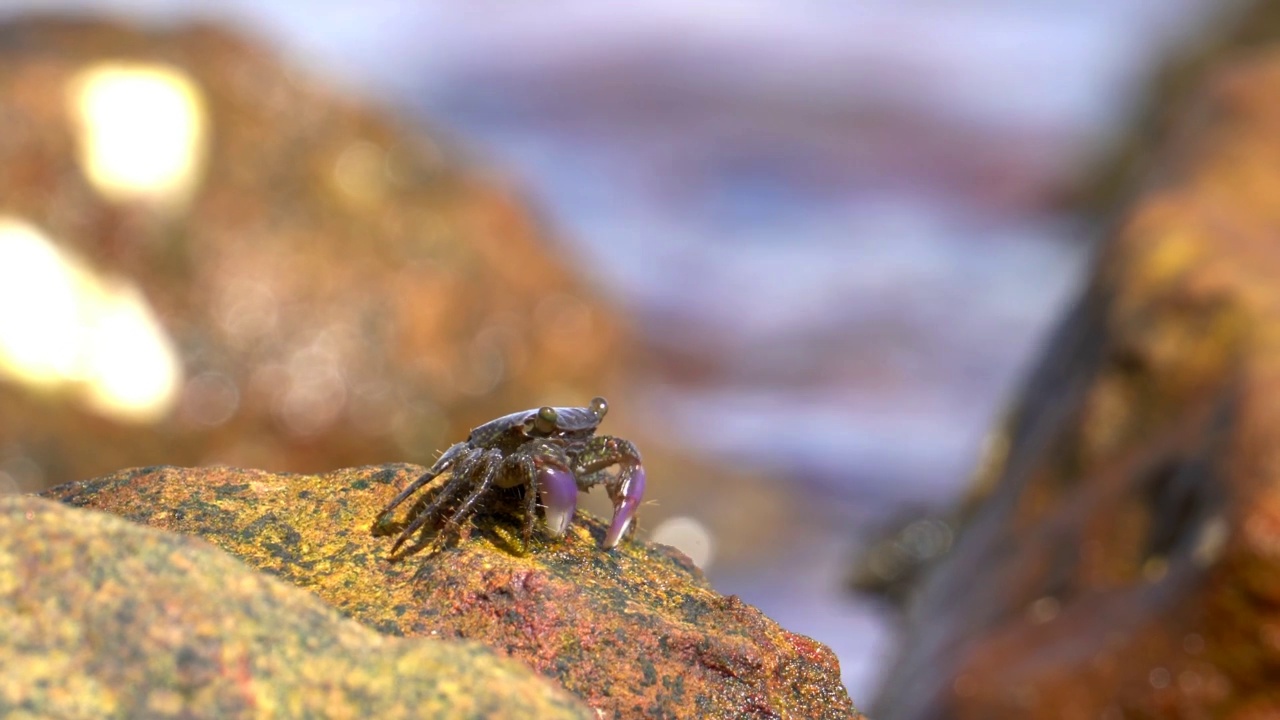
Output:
[{"xmin": 604, "ymin": 463, "xmax": 646, "ymax": 549}]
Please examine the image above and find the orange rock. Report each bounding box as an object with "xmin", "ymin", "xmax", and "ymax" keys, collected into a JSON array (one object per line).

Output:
[
  {"xmin": 879, "ymin": 48, "xmax": 1280, "ymax": 720},
  {"xmin": 44, "ymin": 464, "xmax": 864, "ymax": 719}
]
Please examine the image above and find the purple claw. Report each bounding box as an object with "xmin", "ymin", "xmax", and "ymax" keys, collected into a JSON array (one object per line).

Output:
[
  {"xmin": 539, "ymin": 465, "xmax": 578, "ymax": 537},
  {"xmin": 604, "ymin": 465, "xmax": 646, "ymax": 549}
]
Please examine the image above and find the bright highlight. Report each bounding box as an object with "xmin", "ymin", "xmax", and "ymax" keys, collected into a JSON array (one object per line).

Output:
[
  {"xmin": 68, "ymin": 62, "xmax": 207, "ymax": 206},
  {"xmin": 0, "ymin": 218, "xmax": 181, "ymax": 422}
]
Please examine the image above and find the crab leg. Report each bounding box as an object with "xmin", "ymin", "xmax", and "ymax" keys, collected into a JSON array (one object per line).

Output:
[
  {"xmin": 390, "ymin": 448, "xmax": 481, "ymax": 554},
  {"xmin": 373, "ymin": 441, "xmax": 470, "ymax": 532},
  {"xmin": 507, "ymin": 453, "xmax": 539, "ymax": 547},
  {"xmin": 523, "ymin": 458, "xmax": 540, "ymax": 545},
  {"xmin": 440, "ymin": 449, "xmax": 503, "ymax": 537}
]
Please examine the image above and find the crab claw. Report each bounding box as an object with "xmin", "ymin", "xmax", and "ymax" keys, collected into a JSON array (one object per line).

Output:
[
  {"xmin": 604, "ymin": 464, "xmax": 646, "ymax": 549},
  {"xmin": 539, "ymin": 465, "xmax": 578, "ymax": 537}
]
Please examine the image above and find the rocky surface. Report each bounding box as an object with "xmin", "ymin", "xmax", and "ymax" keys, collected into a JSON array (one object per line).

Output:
[
  {"xmin": 0, "ymin": 493, "xmax": 591, "ymax": 719},
  {"xmin": 878, "ymin": 47, "xmax": 1280, "ymax": 719},
  {"xmin": 42, "ymin": 464, "xmax": 861, "ymax": 719},
  {"xmin": 0, "ymin": 17, "xmax": 625, "ymax": 491}
]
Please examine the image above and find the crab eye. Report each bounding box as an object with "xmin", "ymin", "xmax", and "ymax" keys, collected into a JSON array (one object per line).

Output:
[
  {"xmin": 590, "ymin": 396, "xmax": 608, "ymax": 418},
  {"xmin": 534, "ymin": 406, "xmax": 558, "ymax": 433}
]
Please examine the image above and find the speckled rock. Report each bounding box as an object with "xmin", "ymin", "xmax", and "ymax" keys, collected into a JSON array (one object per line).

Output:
[
  {"xmin": 0, "ymin": 494, "xmax": 591, "ymax": 719},
  {"xmin": 0, "ymin": 16, "xmax": 625, "ymax": 491},
  {"xmin": 43, "ymin": 464, "xmax": 861, "ymax": 720},
  {"xmin": 878, "ymin": 47, "xmax": 1280, "ymax": 720}
]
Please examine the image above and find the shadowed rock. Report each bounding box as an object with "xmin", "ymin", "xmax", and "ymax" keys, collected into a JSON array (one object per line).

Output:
[
  {"xmin": 878, "ymin": 46, "xmax": 1280, "ymax": 720},
  {"xmin": 43, "ymin": 464, "xmax": 862, "ymax": 719},
  {"xmin": 0, "ymin": 494, "xmax": 591, "ymax": 719}
]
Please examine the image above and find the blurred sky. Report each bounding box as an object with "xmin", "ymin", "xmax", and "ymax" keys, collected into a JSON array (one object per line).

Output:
[{"xmin": 0, "ymin": 0, "xmax": 1244, "ymax": 701}]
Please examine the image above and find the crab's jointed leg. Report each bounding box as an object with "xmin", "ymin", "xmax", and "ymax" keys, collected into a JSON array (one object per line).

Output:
[
  {"xmin": 372, "ymin": 441, "xmax": 471, "ymax": 536},
  {"xmin": 389, "ymin": 448, "xmax": 483, "ymax": 555},
  {"xmin": 440, "ymin": 449, "xmax": 504, "ymax": 538}
]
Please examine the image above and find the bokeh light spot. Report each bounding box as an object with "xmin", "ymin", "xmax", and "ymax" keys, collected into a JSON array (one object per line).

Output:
[
  {"xmin": 0, "ymin": 220, "xmax": 82, "ymax": 386},
  {"xmin": 651, "ymin": 515, "xmax": 716, "ymax": 569},
  {"xmin": 0, "ymin": 455, "xmax": 44, "ymax": 494},
  {"xmin": 80, "ymin": 284, "xmax": 184, "ymax": 421},
  {"xmin": 276, "ymin": 344, "xmax": 348, "ymax": 437},
  {"xmin": 0, "ymin": 217, "xmax": 181, "ymax": 422},
  {"xmin": 68, "ymin": 61, "xmax": 208, "ymax": 207},
  {"xmin": 333, "ymin": 140, "xmax": 387, "ymax": 205},
  {"xmin": 178, "ymin": 371, "xmax": 241, "ymax": 428}
]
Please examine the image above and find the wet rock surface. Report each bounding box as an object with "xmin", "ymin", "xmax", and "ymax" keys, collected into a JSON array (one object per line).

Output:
[
  {"xmin": 0, "ymin": 17, "xmax": 624, "ymax": 491},
  {"xmin": 0, "ymin": 493, "xmax": 591, "ymax": 719},
  {"xmin": 43, "ymin": 464, "xmax": 861, "ymax": 719},
  {"xmin": 878, "ymin": 47, "xmax": 1280, "ymax": 720}
]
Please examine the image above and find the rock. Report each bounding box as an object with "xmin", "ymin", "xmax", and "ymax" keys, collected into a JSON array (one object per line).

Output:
[
  {"xmin": 878, "ymin": 47, "xmax": 1280, "ymax": 719},
  {"xmin": 845, "ymin": 511, "xmax": 957, "ymax": 606},
  {"xmin": 0, "ymin": 16, "xmax": 625, "ymax": 491},
  {"xmin": 1071, "ymin": 0, "xmax": 1280, "ymax": 216},
  {"xmin": 43, "ymin": 464, "xmax": 862, "ymax": 719},
  {"xmin": 0, "ymin": 494, "xmax": 592, "ymax": 719}
]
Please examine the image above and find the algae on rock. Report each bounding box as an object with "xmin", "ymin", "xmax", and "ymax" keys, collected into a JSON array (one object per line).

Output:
[{"xmin": 1, "ymin": 494, "xmax": 592, "ymax": 719}]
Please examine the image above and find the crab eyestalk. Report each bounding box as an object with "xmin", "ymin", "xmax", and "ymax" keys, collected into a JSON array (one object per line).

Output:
[
  {"xmin": 589, "ymin": 396, "xmax": 609, "ymax": 420},
  {"xmin": 604, "ymin": 464, "xmax": 646, "ymax": 548},
  {"xmin": 539, "ymin": 465, "xmax": 578, "ymax": 537}
]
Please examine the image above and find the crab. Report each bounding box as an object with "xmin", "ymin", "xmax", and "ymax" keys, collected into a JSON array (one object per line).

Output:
[{"xmin": 371, "ymin": 396, "xmax": 645, "ymax": 558}]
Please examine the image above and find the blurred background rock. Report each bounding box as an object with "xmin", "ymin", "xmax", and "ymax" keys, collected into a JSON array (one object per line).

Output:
[
  {"xmin": 0, "ymin": 18, "xmax": 627, "ymax": 483},
  {"xmin": 0, "ymin": 0, "xmax": 1266, "ymax": 705}
]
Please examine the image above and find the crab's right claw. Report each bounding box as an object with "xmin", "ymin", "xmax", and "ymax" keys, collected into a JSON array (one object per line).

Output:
[
  {"xmin": 539, "ymin": 465, "xmax": 579, "ymax": 537},
  {"xmin": 604, "ymin": 464, "xmax": 646, "ymax": 549}
]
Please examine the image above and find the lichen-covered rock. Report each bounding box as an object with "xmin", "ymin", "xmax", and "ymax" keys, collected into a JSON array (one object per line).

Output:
[
  {"xmin": 0, "ymin": 494, "xmax": 591, "ymax": 719},
  {"xmin": 44, "ymin": 464, "xmax": 861, "ymax": 719},
  {"xmin": 878, "ymin": 47, "xmax": 1280, "ymax": 720},
  {"xmin": 0, "ymin": 16, "xmax": 625, "ymax": 491}
]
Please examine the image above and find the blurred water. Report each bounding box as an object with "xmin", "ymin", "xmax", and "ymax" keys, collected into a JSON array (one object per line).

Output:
[{"xmin": 0, "ymin": 0, "xmax": 1237, "ymax": 702}]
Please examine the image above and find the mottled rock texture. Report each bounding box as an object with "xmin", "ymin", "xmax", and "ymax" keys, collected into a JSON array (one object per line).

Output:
[
  {"xmin": 879, "ymin": 48, "xmax": 1280, "ymax": 720},
  {"xmin": 0, "ymin": 494, "xmax": 591, "ymax": 719},
  {"xmin": 44, "ymin": 464, "xmax": 861, "ymax": 719}
]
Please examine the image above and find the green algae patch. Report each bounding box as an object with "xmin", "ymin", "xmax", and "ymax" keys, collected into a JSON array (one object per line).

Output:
[
  {"xmin": 1, "ymin": 494, "xmax": 590, "ymax": 719},
  {"xmin": 44, "ymin": 464, "xmax": 860, "ymax": 719}
]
